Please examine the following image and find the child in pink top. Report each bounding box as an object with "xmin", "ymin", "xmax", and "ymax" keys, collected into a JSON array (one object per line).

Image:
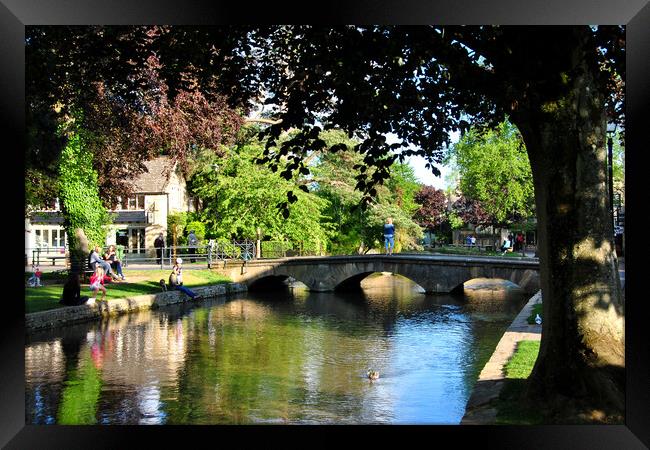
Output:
[{"xmin": 89, "ymin": 266, "xmax": 107, "ymax": 302}]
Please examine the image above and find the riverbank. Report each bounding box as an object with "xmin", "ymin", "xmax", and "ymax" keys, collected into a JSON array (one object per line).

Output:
[
  {"xmin": 461, "ymin": 290, "xmax": 542, "ymax": 424},
  {"xmin": 24, "ymin": 269, "xmax": 232, "ymax": 313},
  {"xmin": 25, "ymin": 282, "xmax": 248, "ymax": 331}
]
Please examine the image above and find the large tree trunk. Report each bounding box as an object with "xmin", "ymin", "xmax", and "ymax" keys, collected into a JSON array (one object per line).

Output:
[{"xmin": 512, "ymin": 55, "xmax": 625, "ymax": 417}]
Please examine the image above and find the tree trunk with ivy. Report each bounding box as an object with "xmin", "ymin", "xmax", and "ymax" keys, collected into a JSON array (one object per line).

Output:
[
  {"xmin": 58, "ymin": 127, "xmax": 112, "ymax": 273},
  {"xmin": 510, "ymin": 43, "xmax": 625, "ymax": 418}
]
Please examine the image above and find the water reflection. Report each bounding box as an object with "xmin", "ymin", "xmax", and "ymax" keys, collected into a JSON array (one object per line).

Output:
[{"xmin": 26, "ymin": 274, "xmax": 527, "ymax": 425}]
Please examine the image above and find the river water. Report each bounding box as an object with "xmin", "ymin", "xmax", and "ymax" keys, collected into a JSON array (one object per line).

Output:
[{"xmin": 25, "ymin": 274, "xmax": 528, "ymax": 425}]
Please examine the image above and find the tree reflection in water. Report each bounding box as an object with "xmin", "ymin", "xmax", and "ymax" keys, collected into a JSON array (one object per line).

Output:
[{"xmin": 25, "ymin": 273, "xmax": 528, "ymax": 424}]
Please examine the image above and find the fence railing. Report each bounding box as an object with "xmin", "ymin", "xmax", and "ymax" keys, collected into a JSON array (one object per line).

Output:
[{"xmin": 27, "ymin": 240, "xmax": 328, "ymax": 270}]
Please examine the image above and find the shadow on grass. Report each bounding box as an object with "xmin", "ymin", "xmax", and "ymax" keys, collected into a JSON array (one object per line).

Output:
[{"xmin": 495, "ymin": 379, "xmax": 544, "ymax": 424}]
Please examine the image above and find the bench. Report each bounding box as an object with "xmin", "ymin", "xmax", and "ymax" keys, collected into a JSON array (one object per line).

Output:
[{"xmin": 47, "ymin": 256, "xmax": 67, "ymax": 266}]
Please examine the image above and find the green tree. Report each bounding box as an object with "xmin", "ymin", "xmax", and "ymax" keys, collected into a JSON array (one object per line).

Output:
[
  {"xmin": 167, "ymin": 212, "xmax": 188, "ymax": 246},
  {"xmin": 26, "ymin": 25, "xmax": 626, "ymax": 418},
  {"xmin": 58, "ymin": 125, "xmax": 112, "ymax": 252},
  {"xmin": 310, "ymin": 131, "xmax": 423, "ymax": 254},
  {"xmin": 189, "ymin": 140, "xmax": 332, "ymax": 250},
  {"xmin": 446, "ymin": 119, "xmax": 535, "ymax": 226}
]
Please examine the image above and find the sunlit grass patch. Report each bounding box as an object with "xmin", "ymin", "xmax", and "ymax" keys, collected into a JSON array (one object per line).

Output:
[
  {"xmin": 25, "ymin": 270, "xmax": 232, "ymax": 314},
  {"xmin": 504, "ymin": 340, "xmax": 540, "ymax": 379}
]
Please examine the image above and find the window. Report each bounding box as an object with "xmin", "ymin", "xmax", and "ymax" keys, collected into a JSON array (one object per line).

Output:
[
  {"xmin": 124, "ymin": 195, "xmax": 146, "ymax": 210},
  {"xmin": 129, "ymin": 228, "xmax": 146, "ymax": 254},
  {"xmin": 42, "ymin": 229, "xmax": 51, "ymax": 247}
]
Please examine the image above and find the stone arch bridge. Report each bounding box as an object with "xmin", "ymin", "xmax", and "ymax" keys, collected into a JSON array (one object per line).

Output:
[{"xmin": 210, "ymin": 254, "xmax": 540, "ymax": 294}]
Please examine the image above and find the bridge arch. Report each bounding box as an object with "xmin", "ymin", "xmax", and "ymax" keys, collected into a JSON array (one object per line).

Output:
[{"xmin": 211, "ymin": 255, "xmax": 540, "ymax": 295}]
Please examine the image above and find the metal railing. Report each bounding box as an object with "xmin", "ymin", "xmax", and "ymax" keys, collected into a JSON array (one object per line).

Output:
[
  {"xmin": 210, "ymin": 240, "xmax": 256, "ymax": 262},
  {"xmin": 122, "ymin": 245, "xmax": 212, "ymax": 269},
  {"xmin": 29, "ymin": 240, "xmax": 327, "ymax": 270}
]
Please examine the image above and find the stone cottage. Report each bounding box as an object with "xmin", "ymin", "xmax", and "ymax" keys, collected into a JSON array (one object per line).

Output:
[{"xmin": 25, "ymin": 157, "xmax": 195, "ymax": 262}]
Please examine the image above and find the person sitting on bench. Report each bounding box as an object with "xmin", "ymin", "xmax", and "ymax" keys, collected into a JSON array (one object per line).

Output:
[
  {"xmin": 89, "ymin": 246, "xmax": 120, "ymax": 281},
  {"xmin": 500, "ymin": 236, "xmax": 513, "ymax": 254}
]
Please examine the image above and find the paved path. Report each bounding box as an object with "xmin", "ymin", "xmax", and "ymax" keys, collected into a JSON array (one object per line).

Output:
[
  {"xmin": 461, "ymin": 256, "xmax": 626, "ymax": 424},
  {"xmin": 461, "ymin": 291, "xmax": 543, "ymax": 424}
]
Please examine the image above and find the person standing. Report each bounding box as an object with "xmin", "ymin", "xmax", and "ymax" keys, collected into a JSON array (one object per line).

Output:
[
  {"xmin": 383, "ymin": 217, "xmax": 395, "ymax": 255},
  {"xmin": 154, "ymin": 233, "xmax": 165, "ymax": 265},
  {"xmin": 187, "ymin": 230, "xmax": 198, "ymax": 263},
  {"xmin": 516, "ymin": 232, "xmax": 525, "ymax": 252},
  {"xmin": 89, "ymin": 266, "xmax": 107, "ymax": 303},
  {"xmin": 470, "ymin": 235, "xmax": 477, "ymax": 247}
]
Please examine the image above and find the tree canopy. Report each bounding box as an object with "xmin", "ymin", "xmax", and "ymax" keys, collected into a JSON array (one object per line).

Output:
[
  {"xmin": 445, "ymin": 119, "xmax": 535, "ymax": 227},
  {"xmin": 25, "ymin": 25, "xmax": 626, "ymax": 420}
]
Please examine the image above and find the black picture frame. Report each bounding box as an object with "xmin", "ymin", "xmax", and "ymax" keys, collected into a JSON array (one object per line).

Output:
[{"xmin": 4, "ymin": 1, "xmax": 648, "ymax": 447}]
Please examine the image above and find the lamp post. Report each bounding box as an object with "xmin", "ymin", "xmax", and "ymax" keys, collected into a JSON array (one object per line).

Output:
[{"xmin": 606, "ymin": 123, "xmax": 617, "ymax": 240}]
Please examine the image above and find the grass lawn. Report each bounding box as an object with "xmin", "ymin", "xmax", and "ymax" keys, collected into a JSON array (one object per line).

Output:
[
  {"xmin": 25, "ymin": 269, "xmax": 232, "ymax": 314},
  {"xmin": 495, "ymin": 340, "xmax": 543, "ymax": 424}
]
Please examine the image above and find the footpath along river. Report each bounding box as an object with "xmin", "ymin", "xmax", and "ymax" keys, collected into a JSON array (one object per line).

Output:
[{"xmin": 25, "ymin": 273, "xmax": 528, "ymax": 424}]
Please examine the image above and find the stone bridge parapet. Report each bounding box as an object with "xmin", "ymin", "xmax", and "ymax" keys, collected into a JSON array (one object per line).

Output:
[{"xmin": 210, "ymin": 254, "xmax": 540, "ymax": 294}]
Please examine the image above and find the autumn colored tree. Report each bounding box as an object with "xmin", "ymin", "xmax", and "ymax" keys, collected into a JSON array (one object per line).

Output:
[{"xmin": 413, "ymin": 186, "xmax": 448, "ymax": 231}]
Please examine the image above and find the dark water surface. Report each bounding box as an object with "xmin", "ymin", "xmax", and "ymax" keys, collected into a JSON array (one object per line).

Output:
[{"xmin": 25, "ymin": 274, "xmax": 528, "ymax": 425}]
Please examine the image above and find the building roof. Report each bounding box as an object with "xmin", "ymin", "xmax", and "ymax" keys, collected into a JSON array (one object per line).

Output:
[{"xmin": 131, "ymin": 157, "xmax": 177, "ymax": 193}]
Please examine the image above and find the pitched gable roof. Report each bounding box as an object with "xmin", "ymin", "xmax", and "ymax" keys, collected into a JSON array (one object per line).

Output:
[{"xmin": 131, "ymin": 157, "xmax": 177, "ymax": 193}]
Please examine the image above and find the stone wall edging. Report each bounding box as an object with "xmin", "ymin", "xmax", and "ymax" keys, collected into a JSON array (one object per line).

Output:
[
  {"xmin": 25, "ymin": 282, "xmax": 248, "ymax": 331},
  {"xmin": 460, "ymin": 289, "xmax": 542, "ymax": 424}
]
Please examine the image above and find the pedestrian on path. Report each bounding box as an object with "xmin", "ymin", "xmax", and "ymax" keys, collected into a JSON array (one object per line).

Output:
[
  {"xmin": 154, "ymin": 233, "xmax": 165, "ymax": 264},
  {"xmin": 187, "ymin": 230, "xmax": 198, "ymax": 263},
  {"xmin": 384, "ymin": 217, "xmax": 395, "ymax": 255}
]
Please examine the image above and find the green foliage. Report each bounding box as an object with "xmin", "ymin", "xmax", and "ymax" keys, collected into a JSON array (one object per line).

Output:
[
  {"xmin": 310, "ymin": 130, "xmax": 423, "ymax": 254},
  {"xmin": 446, "ymin": 119, "xmax": 535, "ymax": 226},
  {"xmin": 190, "ymin": 140, "xmax": 332, "ymax": 250},
  {"xmin": 447, "ymin": 212, "xmax": 465, "ymax": 230},
  {"xmin": 57, "ymin": 127, "xmax": 112, "ymax": 249},
  {"xmin": 386, "ymin": 162, "xmax": 421, "ymax": 215},
  {"xmin": 168, "ymin": 212, "xmax": 188, "ymax": 245}
]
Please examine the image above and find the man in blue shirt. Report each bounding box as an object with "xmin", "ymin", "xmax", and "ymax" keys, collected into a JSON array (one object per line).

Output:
[{"xmin": 384, "ymin": 217, "xmax": 395, "ymax": 255}]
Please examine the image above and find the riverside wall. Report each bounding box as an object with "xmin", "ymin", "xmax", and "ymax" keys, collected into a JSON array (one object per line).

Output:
[{"xmin": 25, "ymin": 283, "xmax": 248, "ymax": 331}]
